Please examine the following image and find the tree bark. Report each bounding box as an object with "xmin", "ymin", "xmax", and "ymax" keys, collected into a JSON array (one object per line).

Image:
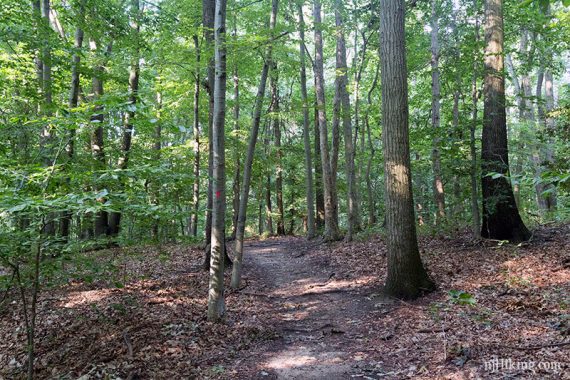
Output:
[
  {"xmin": 190, "ymin": 35, "xmax": 201, "ymax": 237},
  {"xmin": 380, "ymin": 0, "xmax": 434, "ymax": 299},
  {"xmin": 314, "ymin": 103, "xmax": 325, "ymax": 228},
  {"xmin": 202, "ymin": 0, "xmax": 215, "ymax": 268},
  {"xmin": 264, "ymin": 121, "xmax": 274, "ymax": 235},
  {"xmin": 108, "ymin": 0, "xmax": 140, "ymax": 238},
  {"xmin": 335, "ymin": 0, "xmax": 360, "ymax": 241},
  {"xmin": 151, "ymin": 90, "xmax": 162, "ymax": 240},
  {"xmin": 470, "ymin": 1, "xmax": 481, "ymax": 238},
  {"xmin": 207, "ymin": 0, "xmax": 227, "ymax": 322},
  {"xmin": 230, "ymin": 0, "xmax": 278, "ymax": 289},
  {"xmin": 430, "ymin": 0, "xmax": 446, "ymax": 224},
  {"xmin": 61, "ymin": 0, "xmax": 86, "ymax": 240},
  {"xmin": 480, "ymin": 0, "xmax": 530, "ymax": 242},
  {"xmin": 298, "ymin": 2, "xmax": 316, "ymax": 239},
  {"xmin": 230, "ymin": 19, "xmax": 241, "ymax": 240},
  {"xmin": 313, "ymin": 0, "xmax": 340, "ymax": 241},
  {"xmin": 91, "ymin": 41, "xmax": 112, "ymax": 238},
  {"xmin": 365, "ymin": 62, "xmax": 380, "ymax": 226},
  {"xmin": 271, "ymin": 63, "xmax": 286, "ymax": 235}
]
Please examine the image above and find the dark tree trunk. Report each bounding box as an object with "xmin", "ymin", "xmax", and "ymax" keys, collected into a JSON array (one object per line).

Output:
[{"xmin": 480, "ymin": 0, "xmax": 530, "ymax": 242}]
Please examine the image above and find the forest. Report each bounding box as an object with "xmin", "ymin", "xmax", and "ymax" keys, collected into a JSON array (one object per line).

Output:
[{"xmin": 0, "ymin": 0, "xmax": 569, "ymax": 378}]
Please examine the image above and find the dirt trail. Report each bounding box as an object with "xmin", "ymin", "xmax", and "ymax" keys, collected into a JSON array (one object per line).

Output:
[{"xmin": 236, "ymin": 237, "xmax": 381, "ymax": 380}]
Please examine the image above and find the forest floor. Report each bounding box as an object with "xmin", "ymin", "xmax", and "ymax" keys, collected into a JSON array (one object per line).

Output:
[{"xmin": 1, "ymin": 225, "xmax": 569, "ymax": 379}]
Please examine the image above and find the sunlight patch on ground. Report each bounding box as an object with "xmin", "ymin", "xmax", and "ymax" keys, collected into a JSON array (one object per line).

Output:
[{"xmin": 61, "ymin": 289, "xmax": 113, "ymax": 308}]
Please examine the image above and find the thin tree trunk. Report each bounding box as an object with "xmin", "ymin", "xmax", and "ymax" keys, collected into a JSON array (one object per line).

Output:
[
  {"xmin": 191, "ymin": 35, "xmax": 201, "ymax": 237},
  {"xmin": 365, "ymin": 63, "xmax": 379, "ymax": 226},
  {"xmin": 480, "ymin": 0, "xmax": 530, "ymax": 242},
  {"xmin": 541, "ymin": 70, "xmax": 556, "ymax": 211},
  {"xmin": 152, "ymin": 90, "xmax": 162, "ymax": 240},
  {"xmin": 313, "ymin": 0, "xmax": 340, "ymax": 241},
  {"xmin": 430, "ymin": 0, "xmax": 445, "ymax": 224},
  {"xmin": 335, "ymin": 0, "xmax": 360, "ymax": 241},
  {"xmin": 271, "ymin": 63, "xmax": 285, "ymax": 235},
  {"xmin": 91, "ymin": 42, "xmax": 112, "ymax": 238},
  {"xmin": 470, "ymin": 1, "xmax": 481, "ymax": 238},
  {"xmin": 61, "ymin": 0, "xmax": 86, "ymax": 240},
  {"xmin": 298, "ymin": 2, "xmax": 315, "ymax": 239},
  {"xmin": 380, "ymin": 0, "xmax": 434, "ymax": 299},
  {"xmin": 314, "ymin": 103, "xmax": 325, "ymax": 228},
  {"xmin": 39, "ymin": 0, "xmax": 56, "ymax": 236},
  {"xmin": 230, "ymin": 19, "xmax": 241, "ymax": 240},
  {"xmin": 108, "ymin": 0, "xmax": 140, "ymax": 238},
  {"xmin": 230, "ymin": 0, "xmax": 278, "ymax": 288},
  {"xmin": 202, "ymin": 0, "xmax": 215, "ymax": 268},
  {"xmin": 207, "ymin": 0, "xmax": 227, "ymax": 322},
  {"xmin": 264, "ymin": 121, "xmax": 274, "ymax": 235}
]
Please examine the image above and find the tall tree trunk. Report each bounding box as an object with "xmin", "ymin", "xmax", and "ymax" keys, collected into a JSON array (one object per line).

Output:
[
  {"xmin": 335, "ymin": 0, "xmax": 360, "ymax": 241},
  {"xmin": 191, "ymin": 35, "xmax": 201, "ymax": 237},
  {"xmin": 314, "ymin": 103, "xmax": 325, "ymax": 228},
  {"xmin": 271, "ymin": 63, "xmax": 285, "ymax": 235},
  {"xmin": 540, "ymin": 70, "xmax": 556, "ymax": 211},
  {"xmin": 313, "ymin": 0, "xmax": 340, "ymax": 241},
  {"xmin": 61, "ymin": 0, "xmax": 86, "ymax": 240},
  {"xmin": 207, "ymin": 0, "xmax": 227, "ymax": 322},
  {"xmin": 365, "ymin": 63, "xmax": 380, "ymax": 226},
  {"xmin": 152, "ymin": 90, "xmax": 162, "ymax": 240},
  {"xmin": 108, "ymin": 0, "xmax": 140, "ymax": 238},
  {"xmin": 380, "ymin": 0, "xmax": 434, "ymax": 299},
  {"xmin": 264, "ymin": 121, "xmax": 274, "ymax": 235},
  {"xmin": 202, "ymin": 0, "xmax": 215, "ymax": 268},
  {"xmin": 230, "ymin": 19, "xmax": 241, "ymax": 240},
  {"xmin": 39, "ymin": 0, "xmax": 56, "ymax": 236},
  {"xmin": 470, "ymin": 1, "xmax": 481, "ymax": 238},
  {"xmin": 230, "ymin": 0, "xmax": 278, "ymax": 289},
  {"xmin": 298, "ymin": 2, "xmax": 315, "ymax": 239},
  {"xmin": 91, "ymin": 41, "xmax": 112, "ymax": 238},
  {"xmin": 430, "ymin": 0, "xmax": 446, "ymax": 224},
  {"xmin": 480, "ymin": 0, "xmax": 530, "ymax": 242}
]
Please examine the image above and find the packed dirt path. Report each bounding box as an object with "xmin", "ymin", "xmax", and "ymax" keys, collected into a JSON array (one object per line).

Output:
[{"xmin": 232, "ymin": 237, "xmax": 383, "ymax": 379}]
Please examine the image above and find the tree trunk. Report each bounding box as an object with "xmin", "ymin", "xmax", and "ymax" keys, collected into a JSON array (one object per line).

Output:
[
  {"xmin": 151, "ymin": 90, "xmax": 162, "ymax": 240},
  {"xmin": 191, "ymin": 35, "xmax": 201, "ymax": 237},
  {"xmin": 207, "ymin": 0, "xmax": 227, "ymax": 322},
  {"xmin": 202, "ymin": 0, "xmax": 215, "ymax": 269},
  {"xmin": 39, "ymin": 0, "xmax": 56, "ymax": 236},
  {"xmin": 469, "ymin": 2, "xmax": 481, "ymax": 238},
  {"xmin": 313, "ymin": 0, "xmax": 340, "ymax": 241},
  {"xmin": 540, "ymin": 70, "xmax": 556, "ymax": 211},
  {"xmin": 61, "ymin": 0, "xmax": 86, "ymax": 240},
  {"xmin": 230, "ymin": 19, "xmax": 241, "ymax": 240},
  {"xmin": 365, "ymin": 63, "xmax": 379, "ymax": 226},
  {"xmin": 380, "ymin": 0, "xmax": 434, "ymax": 299},
  {"xmin": 108, "ymin": 0, "xmax": 140, "ymax": 238},
  {"xmin": 271, "ymin": 64, "xmax": 285, "ymax": 235},
  {"xmin": 335, "ymin": 0, "xmax": 360, "ymax": 241},
  {"xmin": 480, "ymin": 0, "xmax": 530, "ymax": 242},
  {"xmin": 230, "ymin": 0, "xmax": 278, "ymax": 289},
  {"xmin": 298, "ymin": 3, "xmax": 316, "ymax": 239},
  {"xmin": 91, "ymin": 42, "xmax": 112, "ymax": 238},
  {"xmin": 314, "ymin": 103, "xmax": 325, "ymax": 228},
  {"xmin": 264, "ymin": 120, "xmax": 274, "ymax": 235},
  {"xmin": 430, "ymin": 0, "xmax": 446, "ymax": 224}
]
